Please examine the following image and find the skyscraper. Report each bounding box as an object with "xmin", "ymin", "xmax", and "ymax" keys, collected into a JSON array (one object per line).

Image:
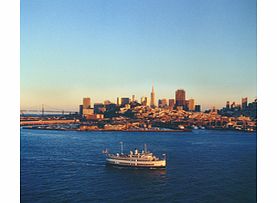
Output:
[
  {"xmin": 82, "ymin": 97, "xmax": 93, "ymax": 116},
  {"xmin": 158, "ymin": 98, "xmax": 167, "ymax": 108},
  {"xmin": 231, "ymin": 102, "xmax": 236, "ymax": 109},
  {"xmin": 175, "ymin": 89, "xmax": 186, "ymax": 107},
  {"xmin": 188, "ymin": 99, "xmax": 195, "ymax": 111},
  {"xmin": 242, "ymin": 97, "xmax": 248, "ymax": 110},
  {"xmin": 195, "ymin": 105, "xmax": 201, "ymax": 112},
  {"xmin": 141, "ymin": 97, "xmax": 148, "ymax": 106},
  {"xmin": 168, "ymin": 99, "xmax": 175, "ymax": 109},
  {"xmin": 226, "ymin": 101, "xmax": 230, "ymax": 109},
  {"xmin": 116, "ymin": 97, "xmax": 121, "ymax": 106},
  {"xmin": 150, "ymin": 85, "xmax": 156, "ymax": 108},
  {"xmin": 83, "ymin": 97, "xmax": 91, "ymax": 109}
]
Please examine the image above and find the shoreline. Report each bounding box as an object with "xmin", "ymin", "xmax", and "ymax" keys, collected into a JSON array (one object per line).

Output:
[
  {"xmin": 21, "ymin": 126, "xmax": 256, "ymax": 133},
  {"xmin": 21, "ymin": 126, "xmax": 191, "ymax": 132}
]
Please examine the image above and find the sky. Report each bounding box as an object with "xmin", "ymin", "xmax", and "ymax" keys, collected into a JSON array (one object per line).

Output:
[{"xmin": 21, "ymin": 0, "xmax": 257, "ymax": 111}]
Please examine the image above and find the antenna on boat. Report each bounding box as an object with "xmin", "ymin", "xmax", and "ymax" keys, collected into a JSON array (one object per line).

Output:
[
  {"xmin": 144, "ymin": 144, "xmax": 147, "ymax": 153},
  {"xmin": 120, "ymin": 142, "xmax": 123, "ymax": 154}
]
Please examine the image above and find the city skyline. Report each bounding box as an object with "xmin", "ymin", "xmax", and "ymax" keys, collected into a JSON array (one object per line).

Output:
[
  {"xmin": 21, "ymin": 0, "xmax": 257, "ymax": 111},
  {"xmin": 21, "ymin": 84, "xmax": 256, "ymax": 112}
]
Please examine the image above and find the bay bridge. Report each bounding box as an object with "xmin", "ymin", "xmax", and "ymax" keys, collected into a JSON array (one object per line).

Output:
[{"xmin": 20, "ymin": 104, "xmax": 78, "ymax": 116}]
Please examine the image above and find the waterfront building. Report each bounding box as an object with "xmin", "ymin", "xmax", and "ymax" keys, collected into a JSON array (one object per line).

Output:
[
  {"xmin": 242, "ymin": 97, "xmax": 248, "ymax": 110},
  {"xmin": 150, "ymin": 85, "xmax": 156, "ymax": 108},
  {"xmin": 141, "ymin": 97, "xmax": 148, "ymax": 106},
  {"xmin": 93, "ymin": 114, "xmax": 104, "ymax": 120},
  {"xmin": 81, "ymin": 97, "xmax": 94, "ymax": 117},
  {"xmin": 195, "ymin": 105, "xmax": 201, "ymax": 112},
  {"xmin": 82, "ymin": 108, "xmax": 94, "ymax": 116},
  {"xmin": 188, "ymin": 99, "xmax": 195, "ymax": 111},
  {"xmin": 83, "ymin": 97, "xmax": 91, "ymax": 109},
  {"xmin": 175, "ymin": 89, "xmax": 186, "ymax": 107},
  {"xmin": 121, "ymin": 97, "xmax": 130, "ymax": 106}
]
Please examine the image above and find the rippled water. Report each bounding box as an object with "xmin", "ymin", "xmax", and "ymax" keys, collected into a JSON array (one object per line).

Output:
[{"xmin": 21, "ymin": 129, "xmax": 256, "ymax": 202}]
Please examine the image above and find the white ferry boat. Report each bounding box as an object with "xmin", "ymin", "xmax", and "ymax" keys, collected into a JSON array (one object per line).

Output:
[{"xmin": 103, "ymin": 143, "xmax": 166, "ymax": 169}]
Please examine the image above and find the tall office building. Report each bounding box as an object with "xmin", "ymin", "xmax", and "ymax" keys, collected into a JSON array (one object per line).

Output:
[
  {"xmin": 83, "ymin": 97, "xmax": 91, "ymax": 109},
  {"xmin": 195, "ymin": 105, "xmax": 201, "ymax": 112},
  {"xmin": 150, "ymin": 85, "xmax": 156, "ymax": 108},
  {"xmin": 81, "ymin": 97, "xmax": 93, "ymax": 117},
  {"xmin": 175, "ymin": 89, "xmax": 186, "ymax": 107},
  {"xmin": 158, "ymin": 98, "xmax": 167, "ymax": 108},
  {"xmin": 242, "ymin": 97, "xmax": 248, "ymax": 110},
  {"xmin": 116, "ymin": 97, "xmax": 121, "ymax": 106},
  {"xmin": 168, "ymin": 99, "xmax": 175, "ymax": 109},
  {"xmin": 231, "ymin": 102, "xmax": 236, "ymax": 109},
  {"xmin": 141, "ymin": 97, "xmax": 148, "ymax": 106},
  {"xmin": 188, "ymin": 99, "xmax": 195, "ymax": 111},
  {"xmin": 226, "ymin": 101, "xmax": 230, "ymax": 109},
  {"xmin": 132, "ymin": 95, "xmax": 135, "ymax": 102},
  {"xmin": 79, "ymin": 105, "xmax": 83, "ymax": 115}
]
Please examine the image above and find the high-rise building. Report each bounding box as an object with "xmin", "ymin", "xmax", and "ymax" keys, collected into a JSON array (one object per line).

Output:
[
  {"xmin": 82, "ymin": 97, "xmax": 93, "ymax": 116},
  {"xmin": 231, "ymin": 102, "xmax": 236, "ymax": 109},
  {"xmin": 226, "ymin": 101, "xmax": 230, "ymax": 109},
  {"xmin": 158, "ymin": 99, "xmax": 162, "ymax": 107},
  {"xmin": 132, "ymin": 95, "xmax": 135, "ymax": 102},
  {"xmin": 175, "ymin": 89, "xmax": 186, "ymax": 107},
  {"xmin": 141, "ymin": 97, "xmax": 148, "ymax": 106},
  {"xmin": 121, "ymin": 97, "xmax": 130, "ymax": 106},
  {"xmin": 83, "ymin": 97, "xmax": 91, "ymax": 109},
  {"xmin": 242, "ymin": 97, "xmax": 248, "ymax": 110},
  {"xmin": 150, "ymin": 85, "xmax": 156, "ymax": 108},
  {"xmin": 158, "ymin": 98, "xmax": 167, "ymax": 108},
  {"xmin": 184, "ymin": 100, "xmax": 189, "ymax": 111},
  {"xmin": 94, "ymin": 103, "xmax": 105, "ymax": 114},
  {"xmin": 195, "ymin": 105, "xmax": 201, "ymax": 112},
  {"xmin": 188, "ymin": 99, "xmax": 195, "ymax": 111},
  {"xmin": 79, "ymin": 105, "xmax": 83, "ymax": 115},
  {"xmin": 168, "ymin": 99, "xmax": 175, "ymax": 109},
  {"xmin": 117, "ymin": 97, "xmax": 121, "ymax": 106}
]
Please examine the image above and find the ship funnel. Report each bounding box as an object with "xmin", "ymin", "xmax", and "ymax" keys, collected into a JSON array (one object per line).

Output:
[{"xmin": 144, "ymin": 144, "xmax": 147, "ymax": 153}]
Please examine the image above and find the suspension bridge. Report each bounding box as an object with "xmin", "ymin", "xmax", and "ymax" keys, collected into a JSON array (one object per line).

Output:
[{"xmin": 20, "ymin": 104, "xmax": 78, "ymax": 116}]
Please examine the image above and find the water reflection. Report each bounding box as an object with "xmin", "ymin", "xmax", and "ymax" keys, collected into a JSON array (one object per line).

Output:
[{"xmin": 105, "ymin": 164, "xmax": 167, "ymax": 177}]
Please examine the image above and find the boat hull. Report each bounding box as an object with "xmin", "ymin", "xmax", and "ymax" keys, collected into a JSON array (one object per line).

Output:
[{"xmin": 106, "ymin": 158, "xmax": 166, "ymax": 169}]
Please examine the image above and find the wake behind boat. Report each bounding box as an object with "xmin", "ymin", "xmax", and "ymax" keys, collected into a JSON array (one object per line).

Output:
[{"xmin": 103, "ymin": 142, "xmax": 166, "ymax": 169}]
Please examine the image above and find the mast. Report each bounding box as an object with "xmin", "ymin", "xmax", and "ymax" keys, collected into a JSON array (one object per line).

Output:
[
  {"xmin": 144, "ymin": 144, "xmax": 147, "ymax": 153},
  {"xmin": 120, "ymin": 142, "xmax": 123, "ymax": 154}
]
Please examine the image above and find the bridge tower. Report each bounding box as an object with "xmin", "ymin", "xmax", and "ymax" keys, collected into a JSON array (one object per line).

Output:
[{"xmin": 42, "ymin": 104, "xmax": 44, "ymax": 117}]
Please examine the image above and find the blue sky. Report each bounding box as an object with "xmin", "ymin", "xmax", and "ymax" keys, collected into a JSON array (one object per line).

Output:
[{"xmin": 21, "ymin": 0, "xmax": 256, "ymax": 110}]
